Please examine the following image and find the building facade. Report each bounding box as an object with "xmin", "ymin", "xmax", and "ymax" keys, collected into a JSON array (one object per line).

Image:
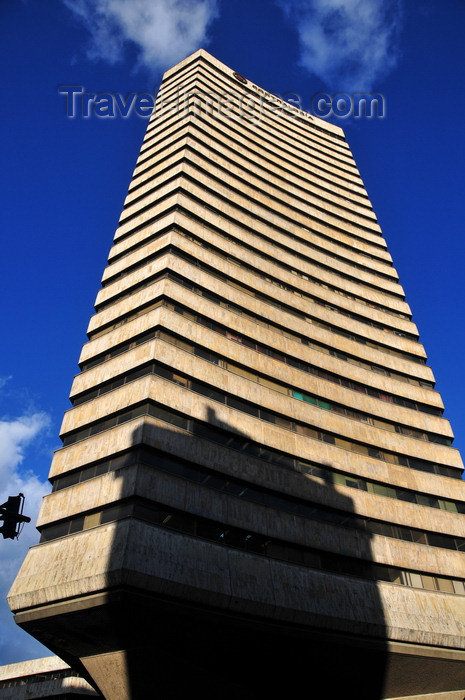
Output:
[{"xmin": 8, "ymin": 50, "xmax": 465, "ymax": 699}]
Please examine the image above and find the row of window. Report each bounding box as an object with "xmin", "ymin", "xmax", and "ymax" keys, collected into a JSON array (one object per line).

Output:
[
  {"xmin": 131, "ymin": 134, "xmax": 379, "ymax": 266},
  {"xmin": 135, "ymin": 122, "xmax": 370, "ymax": 247},
  {"xmin": 143, "ymin": 62, "xmax": 364, "ymax": 204},
  {"xmin": 50, "ymin": 447, "xmax": 465, "ymax": 553},
  {"xmin": 62, "ymin": 387, "xmax": 458, "ymax": 482},
  {"xmin": 137, "ymin": 122, "xmax": 364, "ymax": 232},
  {"xmin": 166, "ymin": 307, "xmax": 438, "ymax": 414},
  {"xmin": 144, "ymin": 69, "xmax": 353, "ymax": 179},
  {"xmin": 57, "ymin": 403, "xmax": 465, "ymax": 530},
  {"xmin": 178, "ymin": 154, "xmax": 383, "ymax": 255},
  {"xmin": 167, "ymin": 60, "xmax": 351, "ymax": 151},
  {"xmin": 121, "ymin": 167, "xmax": 394, "ymax": 340},
  {"xmin": 106, "ymin": 220, "xmax": 407, "ymax": 323},
  {"xmin": 171, "ymin": 260, "xmax": 422, "ymax": 360},
  {"xmin": 82, "ymin": 293, "xmax": 433, "ymax": 393},
  {"xmin": 119, "ymin": 179, "xmax": 393, "ymax": 308},
  {"xmin": 127, "ymin": 135, "xmax": 385, "ymax": 264},
  {"xmin": 99, "ymin": 236, "xmax": 410, "ymax": 342},
  {"xmin": 179, "ymin": 227, "xmax": 409, "ymax": 321},
  {"xmin": 131, "ymin": 85, "xmax": 387, "ymax": 277},
  {"xmin": 38, "ymin": 497, "xmax": 465, "ymax": 596},
  {"xmin": 91, "ymin": 257, "xmax": 424, "ymax": 370},
  {"xmin": 73, "ymin": 334, "xmax": 449, "ymax": 447},
  {"xmin": 0, "ymin": 670, "xmax": 78, "ymax": 689}
]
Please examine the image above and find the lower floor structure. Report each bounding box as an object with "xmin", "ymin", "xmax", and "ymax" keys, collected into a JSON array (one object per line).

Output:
[{"xmin": 0, "ymin": 656, "xmax": 98, "ymax": 700}]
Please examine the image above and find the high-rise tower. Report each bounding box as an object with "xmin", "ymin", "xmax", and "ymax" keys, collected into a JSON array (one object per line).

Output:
[{"xmin": 8, "ymin": 50, "xmax": 465, "ymax": 700}]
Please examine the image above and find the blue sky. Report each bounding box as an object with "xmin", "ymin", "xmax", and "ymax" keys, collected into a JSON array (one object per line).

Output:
[{"xmin": 1, "ymin": 0, "xmax": 464, "ymax": 665}]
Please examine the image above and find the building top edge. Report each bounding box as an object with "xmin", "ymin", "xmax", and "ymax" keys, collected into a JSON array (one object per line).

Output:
[{"xmin": 162, "ymin": 48, "xmax": 346, "ymax": 138}]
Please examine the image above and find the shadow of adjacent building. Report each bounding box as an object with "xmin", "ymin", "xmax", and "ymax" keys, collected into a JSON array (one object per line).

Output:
[{"xmin": 9, "ymin": 405, "xmax": 388, "ymax": 699}]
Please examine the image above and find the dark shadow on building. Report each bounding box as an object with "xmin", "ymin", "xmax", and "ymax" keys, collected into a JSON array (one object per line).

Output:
[{"xmin": 12, "ymin": 407, "xmax": 388, "ymax": 699}]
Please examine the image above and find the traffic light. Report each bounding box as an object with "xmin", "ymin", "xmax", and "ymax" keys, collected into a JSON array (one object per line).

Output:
[{"xmin": 0, "ymin": 494, "xmax": 31, "ymax": 540}]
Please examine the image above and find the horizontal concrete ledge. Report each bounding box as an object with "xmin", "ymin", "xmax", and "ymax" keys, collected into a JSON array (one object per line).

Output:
[
  {"xmin": 387, "ymin": 693, "xmax": 465, "ymax": 700},
  {"xmin": 12, "ymin": 587, "xmax": 465, "ymax": 661},
  {"xmin": 387, "ymin": 640, "xmax": 465, "ymax": 663},
  {"xmin": 11, "ymin": 587, "xmax": 465, "ymax": 700},
  {"xmin": 0, "ymin": 656, "xmax": 68, "ymax": 681}
]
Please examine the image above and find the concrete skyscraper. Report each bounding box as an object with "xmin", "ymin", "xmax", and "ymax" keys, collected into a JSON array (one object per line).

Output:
[{"xmin": 8, "ymin": 50, "xmax": 465, "ymax": 699}]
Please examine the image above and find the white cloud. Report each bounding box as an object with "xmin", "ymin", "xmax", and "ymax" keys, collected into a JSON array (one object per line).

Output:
[
  {"xmin": 63, "ymin": 0, "xmax": 219, "ymax": 73},
  {"xmin": 0, "ymin": 409, "xmax": 52, "ymax": 664},
  {"xmin": 277, "ymin": 0, "xmax": 404, "ymax": 92},
  {"xmin": 0, "ymin": 414, "xmax": 51, "ymax": 485}
]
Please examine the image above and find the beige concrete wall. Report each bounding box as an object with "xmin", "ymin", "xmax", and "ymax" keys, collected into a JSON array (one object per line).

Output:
[
  {"xmin": 62, "ymin": 345, "xmax": 454, "ymax": 456},
  {"xmin": 34, "ymin": 460, "xmax": 465, "ymax": 579},
  {"xmin": 88, "ymin": 250, "xmax": 424, "ymax": 365},
  {"xmin": 0, "ymin": 656, "xmax": 98, "ymax": 699},
  {"xmin": 101, "ymin": 221, "xmax": 411, "ymax": 331},
  {"xmin": 8, "ymin": 520, "xmax": 465, "ymax": 651},
  {"xmin": 71, "ymin": 311, "xmax": 446, "ymax": 435}
]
